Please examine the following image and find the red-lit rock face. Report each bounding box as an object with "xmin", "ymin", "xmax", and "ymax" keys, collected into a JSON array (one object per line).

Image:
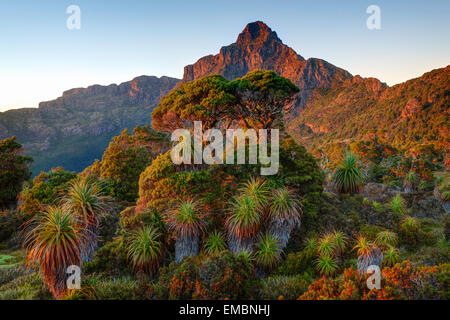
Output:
[{"xmin": 181, "ymin": 21, "xmax": 352, "ymax": 118}]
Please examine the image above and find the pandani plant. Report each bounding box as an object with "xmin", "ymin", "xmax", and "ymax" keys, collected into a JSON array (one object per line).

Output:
[
  {"xmin": 268, "ymin": 186, "xmax": 302, "ymax": 250},
  {"xmin": 165, "ymin": 199, "xmax": 206, "ymax": 263},
  {"xmin": 254, "ymin": 233, "xmax": 281, "ymax": 271},
  {"xmin": 353, "ymin": 236, "xmax": 383, "ymax": 273},
  {"xmin": 226, "ymin": 177, "xmax": 269, "ymax": 254},
  {"xmin": 332, "ymin": 151, "xmax": 365, "ymax": 194},
  {"xmin": 203, "ymin": 231, "xmax": 227, "ymax": 255},
  {"xmin": 22, "ymin": 206, "xmax": 89, "ymax": 299},
  {"xmin": 126, "ymin": 226, "xmax": 163, "ymax": 274},
  {"xmin": 62, "ymin": 177, "xmax": 113, "ymax": 262}
]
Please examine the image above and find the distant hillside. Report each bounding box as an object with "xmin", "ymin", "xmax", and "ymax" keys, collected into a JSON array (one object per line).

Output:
[
  {"xmin": 288, "ymin": 66, "xmax": 449, "ymax": 159},
  {"xmin": 0, "ymin": 76, "xmax": 179, "ymax": 174}
]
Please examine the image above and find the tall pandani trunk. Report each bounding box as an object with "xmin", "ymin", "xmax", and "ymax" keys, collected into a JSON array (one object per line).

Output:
[
  {"xmin": 175, "ymin": 233, "xmax": 199, "ymax": 264},
  {"xmin": 227, "ymin": 234, "xmax": 254, "ymax": 254},
  {"xmin": 81, "ymin": 224, "xmax": 98, "ymax": 263},
  {"xmin": 357, "ymin": 248, "xmax": 384, "ymax": 273},
  {"xmin": 43, "ymin": 266, "xmax": 70, "ymax": 299},
  {"xmin": 268, "ymin": 217, "xmax": 299, "ymax": 250}
]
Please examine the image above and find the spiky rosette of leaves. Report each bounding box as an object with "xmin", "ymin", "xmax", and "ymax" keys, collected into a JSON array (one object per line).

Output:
[
  {"xmin": 63, "ymin": 177, "xmax": 113, "ymax": 224},
  {"xmin": 314, "ymin": 255, "xmax": 338, "ymax": 276},
  {"xmin": 332, "ymin": 152, "xmax": 364, "ymax": 194},
  {"xmin": 353, "ymin": 236, "xmax": 377, "ymax": 257},
  {"xmin": 330, "ymin": 230, "xmax": 348, "ymax": 256},
  {"xmin": 127, "ymin": 226, "xmax": 162, "ymax": 274},
  {"xmin": 254, "ymin": 233, "xmax": 281, "ymax": 270},
  {"xmin": 238, "ymin": 177, "xmax": 270, "ymax": 208},
  {"xmin": 404, "ymin": 171, "xmax": 418, "ymax": 192},
  {"xmin": 62, "ymin": 177, "xmax": 113, "ymax": 262},
  {"xmin": 203, "ymin": 231, "xmax": 227, "ymax": 255},
  {"xmin": 268, "ymin": 187, "xmax": 302, "ymax": 249},
  {"xmin": 317, "ymin": 234, "xmax": 337, "ymax": 257},
  {"xmin": 165, "ymin": 199, "xmax": 206, "ymax": 263},
  {"xmin": 165, "ymin": 200, "xmax": 205, "ymax": 239},
  {"xmin": 226, "ymin": 193, "xmax": 262, "ymax": 241},
  {"xmin": 269, "ymin": 187, "xmax": 301, "ymax": 225},
  {"xmin": 375, "ymin": 231, "xmax": 398, "ymax": 249},
  {"xmin": 400, "ymin": 216, "xmax": 420, "ymax": 232},
  {"xmin": 353, "ymin": 236, "xmax": 383, "ymax": 273},
  {"xmin": 382, "ymin": 246, "xmax": 400, "ymax": 267},
  {"xmin": 22, "ymin": 206, "xmax": 88, "ymax": 299},
  {"xmin": 389, "ymin": 194, "xmax": 406, "ymax": 216}
]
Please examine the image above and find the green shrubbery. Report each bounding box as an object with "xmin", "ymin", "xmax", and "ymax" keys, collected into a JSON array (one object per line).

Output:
[
  {"xmin": 259, "ymin": 275, "xmax": 310, "ymax": 299},
  {"xmin": 154, "ymin": 253, "xmax": 258, "ymax": 299},
  {"xmin": 0, "ymin": 272, "xmax": 53, "ymax": 300},
  {"xmin": 19, "ymin": 167, "xmax": 76, "ymax": 215},
  {"xmin": 92, "ymin": 126, "xmax": 169, "ymax": 203},
  {"xmin": 84, "ymin": 240, "xmax": 131, "ymax": 276},
  {"xmin": 0, "ymin": 210, "xmax": 29, "ymax": 244},
  {"xmin": 0, "ymin": 137, "xmax": 33, "ymax": 210},
  {"xmin": 276, "ymin": 250, "xmax": 314, "ymax": 275}
]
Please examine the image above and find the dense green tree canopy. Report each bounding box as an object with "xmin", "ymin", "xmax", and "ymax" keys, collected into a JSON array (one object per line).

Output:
[
  {"xmin": 230, "ymin": 70, "xmax": 299, "ymax": 129},
  {"xmin": 19, "ymin": 167, "xmax": 77, "ymax": 214},
  {"xmin": 278, "ymin": 137, "xmax": 324, "ymax": 195},
  {"xmin": 136, "ymin": 151, "xmax": 229, "ymax": 214},
  {"xmin": 83, "ymin": 126, "xmax": 169, "ymax": 203},
  {"xmin": 151, "ymin": 70, "xmax": 299, "ymax": 133},
  {"xmin": 0, "ymin": 137, "xmax": 33, "ymax": 209},
  {"xmin": 152, "ymin": 75, "xmax": 236, "ymax": 133}
]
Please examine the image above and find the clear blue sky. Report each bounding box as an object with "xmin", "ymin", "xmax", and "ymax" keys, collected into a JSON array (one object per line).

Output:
[{"xmin": 1, "ymin": 0, "xmax": 449, "ymax": 111}]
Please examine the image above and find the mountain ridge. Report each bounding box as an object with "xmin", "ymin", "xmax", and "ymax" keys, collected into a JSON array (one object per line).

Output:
[
  {"xmin": 288, "ymin": 65, "xmax": 449, "ymax": 161},
  {"xmin": 181, "ymin": 21, "xmax": 353, "ymax": 118},
  {"xmin": 0, "ymin": 21, "xmax": 447, "ymax": 175},
  {"xmin": 0, "ymin": 75, "xmax": 179, "ymax": 174}
]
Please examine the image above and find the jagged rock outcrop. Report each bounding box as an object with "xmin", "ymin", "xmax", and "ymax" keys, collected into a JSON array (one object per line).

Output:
[
  {"xmin": 401, "ymin": 98, "xmax": 421, "ymax": 118},
  {"xmin": 181, "ymin": 21, "xmax": 352, "ymax": 118}
]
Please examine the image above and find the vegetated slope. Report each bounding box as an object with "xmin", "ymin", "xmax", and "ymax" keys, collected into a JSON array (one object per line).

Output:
[
  {"xmin": 288, "ymin": 66, "xmax": 449, "ymax": 160},
  {"xmin": 0, "ymin": 76, "xmax": 179, "ymax": 174}
]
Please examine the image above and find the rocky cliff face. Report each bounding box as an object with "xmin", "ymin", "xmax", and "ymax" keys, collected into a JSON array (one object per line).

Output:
[
  {"xmin": 181, "ymin": 21, "xmax": 352, "ymax": 118},
  {"xmin": 0, "ymin": 76, "xmax": 179, "ymax": 174},
  {"xmin": 38, "ymin": 76, "xmax": 177, "ymax": 112}
]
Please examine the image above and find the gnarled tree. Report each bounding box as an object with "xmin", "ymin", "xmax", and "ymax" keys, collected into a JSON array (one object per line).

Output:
[
  {"xmin": 230, "ymin": 70, "xmax": 299, "ymax": 130},
  {"xmin": 152, "ymin": 75, "xmax": 236, "ymax": 133}
]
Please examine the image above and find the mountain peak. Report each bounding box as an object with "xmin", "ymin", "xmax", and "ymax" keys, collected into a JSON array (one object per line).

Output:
[
  {"xmin": 181, "ymin": 21, "xmax": 352, "ymax": 117},
  {"xmin": 236, "ymin": 21, "xmax": 278, "ymax": 44}
]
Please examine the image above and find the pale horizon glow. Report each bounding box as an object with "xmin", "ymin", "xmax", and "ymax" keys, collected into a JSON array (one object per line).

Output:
[{"xmin": 1, "ymin": 0, "xmax": 449, "ymax": 112}]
